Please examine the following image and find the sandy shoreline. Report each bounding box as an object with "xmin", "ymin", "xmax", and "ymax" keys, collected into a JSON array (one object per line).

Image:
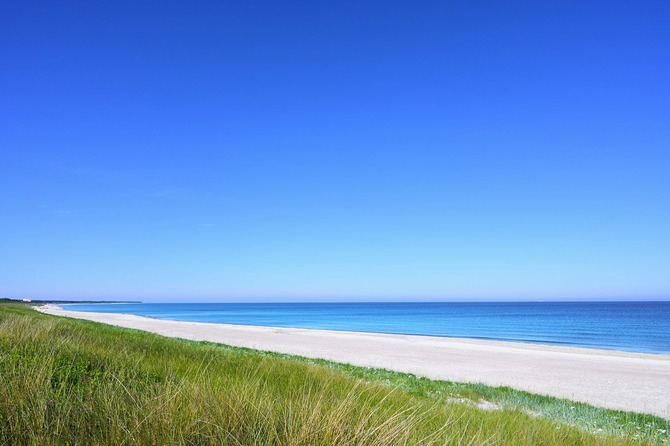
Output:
[{"xmin": 36, "ymin": 304, "xmax": 670, "ymax": 419}]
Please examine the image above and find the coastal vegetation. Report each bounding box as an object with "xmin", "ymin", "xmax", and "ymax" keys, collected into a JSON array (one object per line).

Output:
[{"xmin": 1, "ymin": 303, "xmax": 667, "ymax": 445}]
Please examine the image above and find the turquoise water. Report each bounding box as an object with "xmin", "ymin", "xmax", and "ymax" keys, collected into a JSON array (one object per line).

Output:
[{"xmin": 63, "ymin": 301, "xmax": 670, "ymax": 354}]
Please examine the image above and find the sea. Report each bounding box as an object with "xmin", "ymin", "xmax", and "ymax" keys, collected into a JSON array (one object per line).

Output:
[{"xmin": 62, "ymin": 301, "xmax": 670, "ymax": 354}]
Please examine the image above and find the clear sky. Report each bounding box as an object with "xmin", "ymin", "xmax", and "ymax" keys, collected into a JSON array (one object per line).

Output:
[{"xmin": 2, "ymin": 1, "xmax": 669, "ymax": 302}]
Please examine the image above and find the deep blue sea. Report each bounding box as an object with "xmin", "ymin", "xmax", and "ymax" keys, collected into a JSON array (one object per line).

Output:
[{"xmin": 62, "ymin": 301, "xmax": 670, "ymax": 354}]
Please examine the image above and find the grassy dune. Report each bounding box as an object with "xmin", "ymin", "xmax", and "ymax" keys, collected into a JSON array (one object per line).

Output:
[{"xmin": 0, "ymin": 304, "xmax": 667, "ymax": 445}]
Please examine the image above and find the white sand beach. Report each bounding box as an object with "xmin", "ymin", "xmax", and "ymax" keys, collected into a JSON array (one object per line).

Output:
[{"xmin": 37, "ymin": 304, "xmax": 670, "ymax": 419}]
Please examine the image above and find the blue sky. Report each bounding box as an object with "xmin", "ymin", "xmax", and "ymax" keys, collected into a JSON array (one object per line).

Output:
[{"xmin": 2, "ymin": 1, "xmax": 669, "ymax": 302}]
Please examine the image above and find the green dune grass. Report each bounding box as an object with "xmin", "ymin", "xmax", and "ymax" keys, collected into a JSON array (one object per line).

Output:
[{"xmin": 0, "ymin": 303, "xmax": 667, "ymax": 445}]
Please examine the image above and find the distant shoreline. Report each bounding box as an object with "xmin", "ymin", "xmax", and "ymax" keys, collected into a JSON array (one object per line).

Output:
[
  {"xmin": 36, "ymin": 304, "xmax": 670, "ymax": 418},
  {"xmin": 8, "ymin": 299, "xmax": 142, "ymax": 304},
  {"xmin": 56, "ymin": 300, "xmax": 670, "ymax": 355}
]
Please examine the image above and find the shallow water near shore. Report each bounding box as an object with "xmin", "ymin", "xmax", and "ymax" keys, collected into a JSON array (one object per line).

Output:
[{"xmin": 63, "ymin": 301, "xmax": 670, "ymax": 354}]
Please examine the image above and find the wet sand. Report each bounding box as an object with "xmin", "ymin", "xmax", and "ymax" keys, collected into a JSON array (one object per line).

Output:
[{"xmin": 37, "ymin": 304, "xmax": 670, "ymax": 418}]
